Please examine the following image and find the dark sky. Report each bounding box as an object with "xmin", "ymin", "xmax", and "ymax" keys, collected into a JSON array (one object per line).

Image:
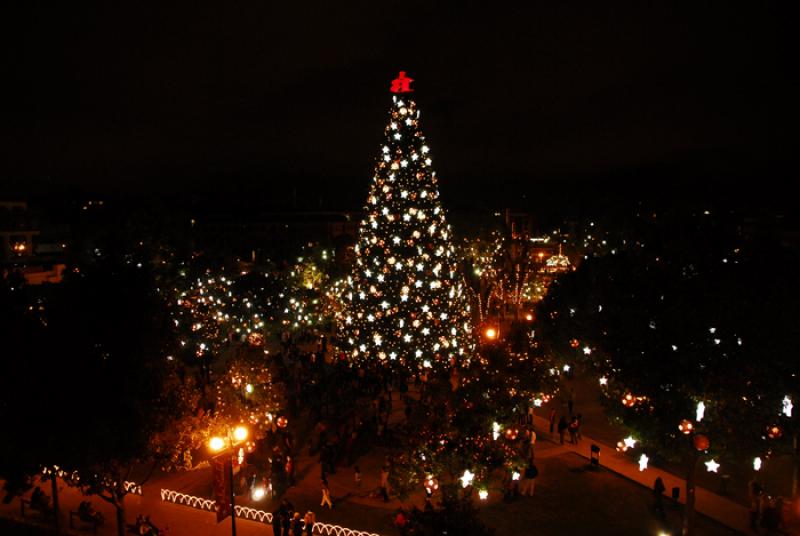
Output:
[{"xmin": 0, "ymin": 2, "xmax": 792, "ymax": 207}]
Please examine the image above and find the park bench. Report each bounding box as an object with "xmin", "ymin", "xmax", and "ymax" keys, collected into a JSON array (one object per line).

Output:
[{"xmin": 69, "ymin": 509, "xmax": 102, "ymax": 533}]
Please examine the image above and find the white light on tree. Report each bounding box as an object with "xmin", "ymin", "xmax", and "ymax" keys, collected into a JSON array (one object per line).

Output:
[
  {"xmin": 478, "ymin": 489, "xmax": 488, "ymax": 500},
  {"xmin": 583, "ymin": 346, "xmax": 592, "ymax": 355},
  {"xmin": 460, "ymin": 469, "xmax": 474, "ymax": 488},
  {"xmin": 753, "ymin": 457, "xmax": 762, "ymax": 471},
  {"xmin": 599, "ymin": 376, "xmax": 608, "ymax": 386},
  {"xmin": 492, "ymin": 422, "xmax": 501, "ymax": 440},
  {"xmin": 623, "ymin": 436, "xmax": 637, "ymax": 449},
  {"xmin": 696, "ymin": 401, "xmax": 706, "ymax": 422},
  {"xmin": 705, "ymin": 459, "xmax": 720, "ymax": 473},
  {"xmin": 638, "ymin": 454, "xmax": 649, "ymax": 471}
]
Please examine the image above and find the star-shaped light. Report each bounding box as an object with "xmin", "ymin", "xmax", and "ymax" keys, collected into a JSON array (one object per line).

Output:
[
  {"xmin": 638, "ymin": 454, "xmax": 649, "ymax": 471},
  {"xmin": 393, "ymin": 133, "xmax": 402, "ymax": 140},
  {"xmin": 599, "ymin": 376, "xmax": 608, "ymax": 386},
  {"xmin": 623, "ymin": 436, "xmax": 637, "ymax": 449},
  {"xmin": 753, "ymin": 457, "xmax": 762, "ymax": 471},
  {"xmin": 533, "ymin": 398, "xmax": 543, "ymax": 407},
  {"xmin": 705, "ymin": 459, "xmax": 720, "ymax": 473},
  {"xmin": 460, "ymin": 470, "xmax": 474, "ymax": 488},
  {"xmin": 696, "ymin": 401, "xmax": 706, "ymax": 422},
  {"xmin": 400, "ymin": 190, "xmax": 408, "ymax": 198},
  {"xmin": 583, "ymin": 346, "xmax": 592, "ymax": 355},
  {"xmin": 563, "ymin": 364, "xmax": 570, "ymax": 372},
  {"xmin": 403, "ymin": 334, "xmax": 412, "ymax": 343},
  {"xmin": 783, "ymin": 396, "xmax": 793, "ymax": 417}
]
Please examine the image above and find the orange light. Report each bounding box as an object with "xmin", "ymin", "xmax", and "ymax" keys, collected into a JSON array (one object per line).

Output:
[
  {"xmin": 679, "ymin": 420, "xmax": 694, "ymax": 435},
  {"xmin": 525, "ymin": 313, "xmax": 533, "ymax": 321},
  {"xmin": 484, "ymin": 327, "xmax": 497, "ymax": 340}
]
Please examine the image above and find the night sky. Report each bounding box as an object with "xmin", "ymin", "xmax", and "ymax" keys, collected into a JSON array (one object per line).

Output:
[{"xmin": 0, "ymin": 2, "xmax": 792, "ymax": 208}]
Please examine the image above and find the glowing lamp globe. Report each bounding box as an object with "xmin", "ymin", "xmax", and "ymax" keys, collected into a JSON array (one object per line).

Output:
[
  {"xmin": 570, "ymin": 339, "xmax": 580, "ymax": 348},
  {"xmin": 767, "ymin": 425, "xmax": 783, "ymax": 440},
  {"xmin": 276, "ymin": 416, "xmax": 289, "ymax": 429},
  {"xmin": 484, "ymin": 327, "xmax": 497, "ymax": 340},
  {"xmin": 233, "ymin": 426, "xmax": 249, "ymax": 442},
  {"xmin": 679, "ymin": 420, "xmax": 694, "ymax": 435},
  {"xmin": 693, "ymin": 434, "xmax": 710, "ymax": 451}
]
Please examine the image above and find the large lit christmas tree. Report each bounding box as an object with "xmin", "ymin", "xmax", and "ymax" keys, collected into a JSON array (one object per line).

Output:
[{"xmin": 341, "ymin": 72, "xmax": 473, "ymax": 370}]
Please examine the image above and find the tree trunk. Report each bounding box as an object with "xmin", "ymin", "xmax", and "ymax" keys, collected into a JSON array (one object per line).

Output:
[
  {"xmin": 115, "ymin": 492, "xmax": 126, "ymax": 536},
  {"xmin": 683, "ymin": 456, "xmax": 697, "ymax": 536},
  {"xmin": 50, "ymin": 472, "xmax": 61, "ymax": 535}
]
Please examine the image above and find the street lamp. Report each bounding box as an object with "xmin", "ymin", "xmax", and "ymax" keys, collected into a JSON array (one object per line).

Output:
[{"xmin": 209, "ymin": 425, "xmax": 249, "ymax": 536}]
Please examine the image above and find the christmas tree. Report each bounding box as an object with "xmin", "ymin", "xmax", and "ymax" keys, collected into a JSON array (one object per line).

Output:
[{"xmin": 341, "ymin": 72, "xmax": 473, "ymax": 370}]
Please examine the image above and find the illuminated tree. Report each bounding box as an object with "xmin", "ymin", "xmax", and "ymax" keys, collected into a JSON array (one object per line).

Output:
[{"xmin": 341, "ymin": 77, "xmax": 473, "ymax": 371}]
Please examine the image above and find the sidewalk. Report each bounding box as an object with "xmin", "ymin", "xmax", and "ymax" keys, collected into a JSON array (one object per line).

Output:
[{"xmin": 530, "ymin": 413, "xmax": 751, "ymax": 533}]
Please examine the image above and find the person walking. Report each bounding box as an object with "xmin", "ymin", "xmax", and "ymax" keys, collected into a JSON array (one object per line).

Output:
[
  {"xmin": 320, "ymin": 478, "xmax": 334, "ymax": 509},
  {"xmin": 557, "ymin": 416, "xmax": 568, "ymax": 445}
]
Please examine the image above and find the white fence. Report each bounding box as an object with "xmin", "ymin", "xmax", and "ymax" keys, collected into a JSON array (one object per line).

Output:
[{"xmin": 159, "ymin": 489, "xmax": 383, "ymax": 536}]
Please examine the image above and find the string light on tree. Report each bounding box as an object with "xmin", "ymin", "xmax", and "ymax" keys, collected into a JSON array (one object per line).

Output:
[{"xmin": 340, "ymin": 72, "xmax": 473, "ymax": 370}]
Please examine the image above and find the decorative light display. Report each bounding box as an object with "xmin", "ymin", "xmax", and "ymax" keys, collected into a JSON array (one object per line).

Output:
[
  {"xmin": 679, "ymin": 419, "xmax": 694, "ymax": 434},
  {"xmin": 693, "ymin": 434, "xmax": 710, "ymax": 451},
  {"xmin": 704, "ymin": 459, "xmax": 720, "ymax": 473},
  {"xmin": 782, "ymin": 396, "xmax": 793, "ymax": 417},
  {"xmin": 638, "ymin": 453, "xmax": 649, "ymax": 471},
  {"xmin": 696, "ymin": 401, "xmax": 705, "ymax": 422},
  {"xmin": 460, "ymin": 469, "xmax": 475, "ymax": 488},
  {"xmin": 340, "ymin": 78, "xmax": 473, "ymax": 369},
  {"xmin": 478, "ymin": 489, "xmax": 489, "ymax": 500},
  {"xmin": 753, "ymin": 457, "xmax": 762, "ymax": 471},
  {"xmin": 767, "ymin": 425, "xmax": 783, "ymax": 440}
]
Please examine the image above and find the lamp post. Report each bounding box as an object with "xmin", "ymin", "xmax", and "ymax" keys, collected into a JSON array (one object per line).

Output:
[{"xmin": 209, "ymin": 425, "xmax": 249, "ymax": 536}]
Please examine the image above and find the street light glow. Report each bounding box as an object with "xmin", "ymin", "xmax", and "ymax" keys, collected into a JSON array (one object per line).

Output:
[{"xmin": 209, "ymin": 436, "xmax": 225, "ymax": 452}]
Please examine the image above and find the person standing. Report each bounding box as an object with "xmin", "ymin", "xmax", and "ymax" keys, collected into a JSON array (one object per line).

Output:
[
  {"xmin": 557, "ymin": 416, "xmax": 568, "ymax": 445},
  {"xmin": 653, "ymin": 477, "xmax": 666, "ymax": 520},
  {"xmin": 320, "ymin": 478, "xmax": 334, "ymax": 509},
  {"xmin": 271, "ymin": 511, "xmax": 282, "ymax": 536},
  {"xmin": 529, "ymin": 427, "xmax": 537, "ymax": 461},
  {"xmin": 548, "ymin": 408, "xmax": 556, "ymax": 434},
  {"xmin": 522, "ymin": 461, "xmax": 538, "ymax": 496},
  {"xmin": 380, "ymin": 464, "xmax": 390, "ymax": 502},
  {"xmin": 303, "ymin": 511, "xmax": 315, "ymax": 536},
  {"xmin": 354, "ymin": 465, "xmax": 362, "ymax": 488}
]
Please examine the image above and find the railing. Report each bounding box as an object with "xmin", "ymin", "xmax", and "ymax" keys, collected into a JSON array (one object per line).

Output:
[{"xmin": 159, "ymin": 489, "xmax": 383, "ymax": 536}]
